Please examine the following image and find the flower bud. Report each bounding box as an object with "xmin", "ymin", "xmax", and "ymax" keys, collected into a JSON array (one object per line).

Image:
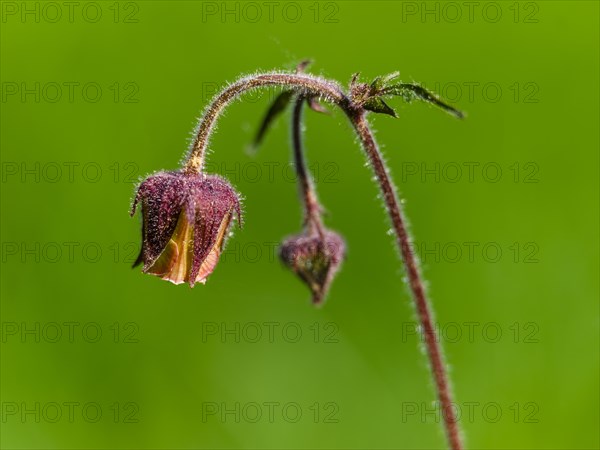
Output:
[
  {"xmin": 131, "ymin": 171, "xmax": 241, "ymax": 287},
  {"xmin": 279, "ymin": 230, "xmax": 345, "ymax": 305}
]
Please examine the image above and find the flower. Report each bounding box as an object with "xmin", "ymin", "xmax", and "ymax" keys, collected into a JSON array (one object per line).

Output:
[
  {"xmin": 131, "ymin": 171, "xmax": 241, "ymax": 287},
  {"xmin": 279, "ymin": 229, "xmax": 345, "ymax": 305}
]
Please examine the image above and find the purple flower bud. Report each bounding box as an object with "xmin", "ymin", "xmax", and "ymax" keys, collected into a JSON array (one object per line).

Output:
[
  {"xmin": 131, "ymin": 171, "xmax": 242, "ymax": 287},
  {"xmin": 279, "ymin": 229, "xmax": 345, "ymax": 305}
]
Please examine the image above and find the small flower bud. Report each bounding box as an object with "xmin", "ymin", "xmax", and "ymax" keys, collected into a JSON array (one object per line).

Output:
[
  {"xmin": 279, "ymin": 230, "xmax": 345, "ymax": 305},
  {"xmin": 131, "ymin": 171, "xmax": 242, "ymax": 287}
]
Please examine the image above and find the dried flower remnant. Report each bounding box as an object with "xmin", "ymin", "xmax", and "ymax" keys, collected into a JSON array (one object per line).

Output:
[
  {"xmin": 252, "ymin": 76, "xmax": 345, "ymax": 306},
  {"xmin": 280, "ymin": 230, "xmax": 345, "ymax": 305}
]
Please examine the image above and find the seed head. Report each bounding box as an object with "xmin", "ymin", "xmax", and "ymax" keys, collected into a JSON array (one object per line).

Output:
[{"xmin": 279, "ymin": 229, "xmax": 345, "ymax": 305}]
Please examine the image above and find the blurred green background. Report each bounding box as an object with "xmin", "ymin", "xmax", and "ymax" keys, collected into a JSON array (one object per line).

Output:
[{"xmin": 1, "ymin": 1, "xmax": 598, "ymax": 449}]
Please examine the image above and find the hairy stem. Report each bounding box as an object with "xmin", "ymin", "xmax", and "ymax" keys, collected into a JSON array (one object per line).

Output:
[
  {"xmin": 348, "ymin": 110, "xmax": 463, "ymax": 450},
  {"xmin": 186, "ymin": 73, "xmax": 346, "ymax": 173},
  {"xmin": 291, "ymin": 95, "xmax": 324, "ymax": 238},
  {"xmin": 186, "ymin": 71, "xmax": 463, "ymax": 449}
]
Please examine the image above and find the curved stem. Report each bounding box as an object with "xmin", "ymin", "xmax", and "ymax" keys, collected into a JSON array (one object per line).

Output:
[
  {"xmin": 186, "ymin": 73, "xmax": 347, "ymax": 173},
  {"xmin": 291, "ymin": 95, "xmax": 324, "ymax": 238},
  {"xmin": 348, "ymin": 111, "xmax": 463, "ymax": 450},
  {"xmin": 186, "ymin": 71, "xmax": 463, "ymax": 449}
]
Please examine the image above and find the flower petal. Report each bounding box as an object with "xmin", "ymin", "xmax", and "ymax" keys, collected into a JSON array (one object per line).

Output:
[
  {"xmin": 146, "ymin": 208, "xmax": 194, "ymax": 284},
  {"xmin": 134, "ymin": 172, "xmax": 188, "ymax": 269},
  {"xmin": 193, "ymin": 211, "xmax": 232, "ymax": 285}
]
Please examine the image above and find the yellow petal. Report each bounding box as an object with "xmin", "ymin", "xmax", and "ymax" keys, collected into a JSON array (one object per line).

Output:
[{"xmin": 147, "ymin": 210, "xmax": 194, "ymax": 285}]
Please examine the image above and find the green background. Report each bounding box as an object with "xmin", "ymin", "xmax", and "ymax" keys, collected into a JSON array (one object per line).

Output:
[{"xmin": 1, "ymin": 1, "xmax": 598, "ymax": 448}]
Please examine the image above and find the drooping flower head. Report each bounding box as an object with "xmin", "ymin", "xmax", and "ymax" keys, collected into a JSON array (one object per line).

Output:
[
  {"xmin": 131, "ymin": 171, "xmax": 241, "ymax": 287},
  {"xmin": 279, "ymin": 229, "xmax": 345, "ymax": 305}
]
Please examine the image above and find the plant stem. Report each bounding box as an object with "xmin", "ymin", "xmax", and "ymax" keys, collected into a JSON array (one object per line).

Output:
[
  {"xmin": 291, "ymin": 95, "xmax": 324, "ymax": 238},
  {"xmin": 186, "ymin": 73, "xmax": 346, "ymax": 173},
  {"xmin": 186, "ymin": 71, "xmax": 463, "ymax": 449},
  {"xmin": 349, "ymin": 110, "xmax": 463, "ymax": 450}
]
